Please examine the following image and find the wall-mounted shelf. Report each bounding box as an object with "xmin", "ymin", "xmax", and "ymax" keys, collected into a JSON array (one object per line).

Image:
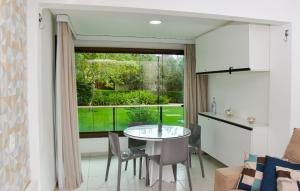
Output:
[{"xmin": 196, "ymin": 67, "xmax": 250, "ymax": 75}]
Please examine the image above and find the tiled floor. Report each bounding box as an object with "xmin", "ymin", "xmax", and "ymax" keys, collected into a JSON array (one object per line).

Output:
[{"xmin": 77, "ymin": 154, "xmax": 225, "ymax": 191}]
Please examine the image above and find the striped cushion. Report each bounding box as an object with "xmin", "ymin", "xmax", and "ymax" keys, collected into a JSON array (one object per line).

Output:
[
  {"xmin": 276, "ymin": 166, "xmax": 300, "ymax": 191},
  {"xmin": 237, "ymin": 154, "xmax": 266, "ymax": 191}
]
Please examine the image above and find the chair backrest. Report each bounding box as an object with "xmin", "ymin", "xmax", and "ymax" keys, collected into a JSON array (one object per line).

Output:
[
  {"xmin": 189, "ymin": 123, "xmax": 201, "ymax": 147},
  {"xmin": 160, "ymin": 137, "xmax": 189, "ymax": 165},
  {"xmin": 128, "ymin": 122, "xmax": 147, "ymax": 148},
  {"xmin": 108, "ymin": 132, "xmax": 121, "ymax": 157}
]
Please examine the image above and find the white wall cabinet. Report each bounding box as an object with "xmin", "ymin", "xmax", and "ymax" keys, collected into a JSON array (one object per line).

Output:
[
  {"xmin": 195, "ymin": 23, "xmax": 270, "ymax": 73},
  {"xmin": 199, "ymin": 113, "xmax": 268, "ymax": 166}
]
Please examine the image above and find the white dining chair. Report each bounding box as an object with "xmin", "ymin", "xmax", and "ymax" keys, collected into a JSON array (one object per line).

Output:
[
  {"xmin": 148, "ymin": 137, "xmax": 192, "ymax": 191},
  {"xmin": 105, "ymin": 132, "xmax": 149, "ymax": 191},
  {"xmin": 188, "ymin": 123, "xmax": 205, "ymax": 178}
]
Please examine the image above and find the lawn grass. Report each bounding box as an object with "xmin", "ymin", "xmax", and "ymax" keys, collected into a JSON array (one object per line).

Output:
[{"xmin": 78, "ymin": 106, "xmax": 184, "ymax": 132}]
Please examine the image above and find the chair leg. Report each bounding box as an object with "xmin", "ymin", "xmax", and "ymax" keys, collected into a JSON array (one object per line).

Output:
[
  {"xmin": 189, "ymin": 152, "xmax": 192, "ymax": 168},
  {"xmin": 186, "ymin": 160, "xmax": 193, "ymax": 191},
  {"xmin": 159, "ymin": 163, "xmax": 163, "ymax": 191},
  {"xmin": 139, "ymin": 157, "xmax": 142, "ymax": 179},
  {"xmin": 198, "ymin": 152, "xmax": 205, "ymax": 178},
  {"xmin": 117, "ymin": 161, "xmax": 122, "ymax": 191},
  {"xmin": 172, "ymin": 164, "xmax": 177, "ymax": 181},
  {"xmin": 145, "ymin": 157, "xmax": 150, "ymax": 186},
  {"xmin": 105, "ymin": 153, "xmax": 112, "ymax": 181},
  {"xmin": 133, "ymin": 158, "xmax": 136, "ymax": 176},
  {"xmin": 125, "ymin": 161, "xmax": 128, "ymax": 171}
]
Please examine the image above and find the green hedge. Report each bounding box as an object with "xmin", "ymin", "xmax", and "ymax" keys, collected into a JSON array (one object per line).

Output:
[
  {"xmin": 91, "ymin": 90, "xmax": 170, "ymax": 106},
  {"xmin": 162, "ymin": 91, "xmax": 183, "ymax": 103}
]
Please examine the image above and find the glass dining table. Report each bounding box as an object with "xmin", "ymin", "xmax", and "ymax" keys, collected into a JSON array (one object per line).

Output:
[{"xmin": 124, "ymin": 125, "xmax": 191, "ymax": 186}]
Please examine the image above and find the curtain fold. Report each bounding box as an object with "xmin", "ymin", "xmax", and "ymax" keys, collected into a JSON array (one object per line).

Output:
[
  {"xmin": 55, "ymin": 22, "xmax": 83, "ymax": 190},
  {"xmin": 184, "ymin": 44, "xmax": 208, "ymax": 128}
]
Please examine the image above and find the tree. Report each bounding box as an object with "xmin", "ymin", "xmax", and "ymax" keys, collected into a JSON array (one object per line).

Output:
[
  {"xmin": 162, "ymin": 55, "xmax": 184, "ymax": 92},
  {"xmin": 75, "ymin": 53, "xmax": 184, "ymax": 103},
  {"xmin": 75, "ymin": 53, "xmax": 154, "ymax": 90},
  {"xmin": 77, "ymin": 81, "xmax": 93, "ymax": 106}
]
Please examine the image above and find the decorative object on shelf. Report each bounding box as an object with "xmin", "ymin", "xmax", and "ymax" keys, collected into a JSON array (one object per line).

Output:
[
  {"xmin": 247, "ymin": 117, "xmax": 256, "ymax": 124},
  {"xmin": 211, "ymin": 97, "xmax": 217, "ymax": 115},
  {"xmin": 225, "ymin": 108, "xmax": 233, "ymax": 117}
]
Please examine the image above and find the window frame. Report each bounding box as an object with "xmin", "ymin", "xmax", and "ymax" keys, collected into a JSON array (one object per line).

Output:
[{"xmin": 75, "ymin": 47, "xmax": 184, "ymax": 138}]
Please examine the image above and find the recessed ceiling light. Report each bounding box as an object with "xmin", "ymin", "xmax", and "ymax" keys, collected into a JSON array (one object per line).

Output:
[{"xmin": 149, "ymin": 20, "xmax": 162, "ymax": 25}]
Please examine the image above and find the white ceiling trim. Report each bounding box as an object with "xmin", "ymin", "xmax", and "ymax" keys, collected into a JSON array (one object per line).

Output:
[
  {"xmin": 45, "ymin": 3, "xmax": 288, "ymax": 25},
  {"xmin": 75, "ymin": 35, "xmax": 194, "ymax": 44},
  {"xmin": 75, "ymin": 40, "xmax": 185, "ymax": 50},
  {"xmin": 56, "ymin": 14, "xmax": 194, "ymax": 44},
  {"xmin": 56, "ymin": 14, "xmax": 77, "ymax": 37}
]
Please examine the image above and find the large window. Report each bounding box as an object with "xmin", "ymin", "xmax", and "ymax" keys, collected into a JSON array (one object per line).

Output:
[{"xmin": 75, "ymin": 48, "xmax": 184, "ymax": 136}]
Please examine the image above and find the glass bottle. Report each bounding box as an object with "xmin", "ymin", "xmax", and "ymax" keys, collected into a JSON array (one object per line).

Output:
[{"xmin": 211, "ymin": 97, "xmax": 217, "ymax": 114}]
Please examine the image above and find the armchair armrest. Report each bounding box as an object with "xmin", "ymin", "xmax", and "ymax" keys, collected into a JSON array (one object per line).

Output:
[{"xmin": 214, "ymin": 166, "xmax": 243, "ymax": 191}]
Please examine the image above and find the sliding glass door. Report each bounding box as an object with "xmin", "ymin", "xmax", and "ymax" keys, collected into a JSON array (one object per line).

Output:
[{"xmin": 75, "ymin": 51, "xmax": 184, "ymax": 135}]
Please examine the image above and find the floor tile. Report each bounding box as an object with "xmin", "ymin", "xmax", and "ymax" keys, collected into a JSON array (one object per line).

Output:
[{"xmin": 76, "ymin": 153, "xmax": 225, "ymax": 191}]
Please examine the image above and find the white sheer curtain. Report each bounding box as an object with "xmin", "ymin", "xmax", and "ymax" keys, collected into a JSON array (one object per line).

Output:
[
  {"xmin": 55, "ymin": 21, "xmax": 83, "ymax": 190},
  {"xmin": 184, "ymin": 44, "xmax": 208, "ymax": 128}
]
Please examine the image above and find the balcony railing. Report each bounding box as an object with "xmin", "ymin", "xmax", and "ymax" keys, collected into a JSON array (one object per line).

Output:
[{"xmin": 78, "ymin": 104, "xmax": 184, "ymax": 138}]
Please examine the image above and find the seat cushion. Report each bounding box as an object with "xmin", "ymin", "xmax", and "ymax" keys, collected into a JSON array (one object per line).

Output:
[
  {"xmin": 214, "ymin": 166, "xmax": 243, "ymax": 191},
  {"xmin": 261, "ymin": 156, "xmax": 300, "ymax": 191},
  {"xmin": 284, "ymin": 128, "xmax": 300, "ymax": 163}
]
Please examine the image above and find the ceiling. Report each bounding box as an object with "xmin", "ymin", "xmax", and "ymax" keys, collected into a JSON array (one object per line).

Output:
[{"xmin": 51, "ymin": 9, "xmax": 230, "ymax": 43}]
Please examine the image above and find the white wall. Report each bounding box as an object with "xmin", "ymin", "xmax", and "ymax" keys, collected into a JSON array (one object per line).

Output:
[
  {"xmin": 268, "ymin": 24, "xmax": 292, "ymax": 156},
  {"xmin": 208, "ymin": 72, "xmax": 269, "ymax": 123},
  {"xmin": 38, "ymin": 9, "xmax": 56, "ymax": 191},
  {"xmin": 26, "ymin": 0, "xmax": 300, "ymax": 190},
  {"xmin": 38, "ymin": 0, "xmax": 300, "ymax": 129},
  {"xmin": 27, "ymin": 6, "xmax": 56, "ymax": 191},
  {"xmin": 27, "ymin": 0, "xmax": 41, "ymax": 190},
  {"xmin": 80, "ymin": 137, "xmax": 129, "ymax": 155}
]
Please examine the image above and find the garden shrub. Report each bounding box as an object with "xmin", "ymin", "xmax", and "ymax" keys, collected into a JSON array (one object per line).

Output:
[
  {"xmin": 163, "ymin": 91, "xmax": 183, "ymax": 103},
  {"xmin": 126, "ymin": 107, "xmax": 158, "ymax": 124},
  {"xmin": 158, "ymin": 95, "xmax": 170, "ymax": 104},
  {"xmin": 77, "ymin": 81, "xmax": 93, "ymax": 106},
  {"xmin": 126, "ymin": 91, "xmax": 157, "ymax": 105},
  {"xmin": 91, "ymin": 90, "xmax": 166, "ymax": 106},
  {"xmin": 92, "ymin": 90, "xmax": 126, "ymax": 105},
  {"xmin": 90, "ymin": 90, "xmax": 173, "ymax": 124}
]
